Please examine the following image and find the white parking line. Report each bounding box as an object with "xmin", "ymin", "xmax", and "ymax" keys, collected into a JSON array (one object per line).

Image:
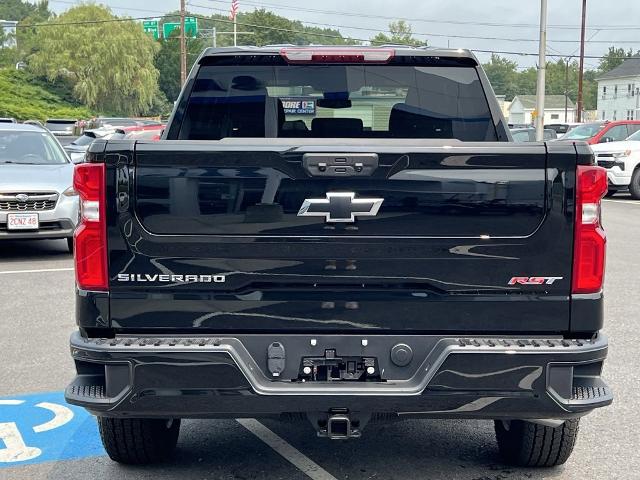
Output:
[
  {"xmin": 0, "ymin": 268, "xmax": 74, "ymax": 275},
  {"xmin": 603, "ymin": 199, "xmax": 640, "ymax": 206},
  {"xmin": 237, "ymin": 418, "xmax": 338, "ymax": 480}
]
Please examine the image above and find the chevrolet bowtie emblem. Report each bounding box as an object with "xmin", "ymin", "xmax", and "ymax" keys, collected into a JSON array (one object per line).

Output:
[{"xmin": 297, "ymin": 192, "xmax": 384, "ymax": 223}]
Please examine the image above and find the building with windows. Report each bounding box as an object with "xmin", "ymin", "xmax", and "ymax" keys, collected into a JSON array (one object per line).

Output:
[
  {"xmin": 597, "ymin": 58, "xmax": 640, "ymax": 121},
  {"xmin": 0, "ymin": 20, "xmax": 18, "ymax": 48},
  {"xmin": 508, "ymin": 95, "xmax": 575, "ymax": 125}
]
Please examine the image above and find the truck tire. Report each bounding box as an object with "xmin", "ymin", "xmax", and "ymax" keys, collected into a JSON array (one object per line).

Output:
[
  {"xmin": 630, "ymin": 168, "xmax": 640, "ymax": 199},
  {"xmin": 494, "ymin": 418, "xmax": 579, "ymax": 467},
  {"xmin": 98, "ymin": 417, "xmax": 180, "ymax": 464}
]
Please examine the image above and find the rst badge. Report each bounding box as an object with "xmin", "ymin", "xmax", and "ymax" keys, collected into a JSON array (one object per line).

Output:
[
  {"xmin": 509, "ymin": 277, "xmax": 563, "ymax": 285},
  {"xmin": 297, "ymin": 192, "xmax": 383, "ymax": 223}
]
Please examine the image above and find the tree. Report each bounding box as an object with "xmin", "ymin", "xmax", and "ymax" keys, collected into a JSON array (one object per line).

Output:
[
  {"xmin": 155, "ymin": 31, "xmax": 205, "ymax": 103},
  {"xmin": 235, "ymin": 9, "xmax": 356, "ymax": 46},
  {"xmin": 0, "ymin": 0, "xmax": 48, "ymax": 21},
  {"xmin": 598, "ymin": 46, "xmax": 639, "ymax": 74},
  {"xmin": 582, "ymin": 70, "xmax": 598, "ymax": 111},
  {"xmin": 482, "ymin": 55, "xmax": 599, "ymax": 110},
  {"xmin": 371, "ymin": 21, "xmax": 426, "ymax": 46},
  {"xmin": 482, "ymin": 55, "xmax": 520, "ymax": 100},
  {"xmin": 28, "ymin": 5, "xmax": 160, "ymax": 115},
  {"xmin": 15, "ymin": 1, "xmax": 52, "ymax": 62},
  {"xmin": 157, "ymin": 9, "xmax": 356, "ymax": 48},
  {"xmin": 0, "ymin": 1, "xmax": 51, "ymax": 67}
]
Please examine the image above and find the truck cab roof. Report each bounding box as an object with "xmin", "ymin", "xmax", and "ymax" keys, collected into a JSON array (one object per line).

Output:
[{"xmin": 198, "ymin": 45, "xmax": 479, "ymax": 64}]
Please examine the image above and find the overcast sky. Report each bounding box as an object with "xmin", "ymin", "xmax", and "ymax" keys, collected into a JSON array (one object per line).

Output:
[{"xmin": 44, "ymin": 0, "xmax": 640, "ymax": 68}]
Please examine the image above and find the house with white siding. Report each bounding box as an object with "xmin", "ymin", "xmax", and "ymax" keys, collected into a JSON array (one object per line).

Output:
[
  {"xmin": 596, "ymin": 58, "xmax": 640, "ymax": 121},
  {"xmin": 495, "ymin": 95, "xmax": 512, "ymax": 119},
  {"xmin": 508, "ymin": 95, "xmax": 575, "ymax": 125}
]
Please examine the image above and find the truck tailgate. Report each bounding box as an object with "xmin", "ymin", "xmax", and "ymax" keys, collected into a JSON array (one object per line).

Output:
[{"xmin": 104, "ymin": 139, "xmax": 577, "ymax": 333}]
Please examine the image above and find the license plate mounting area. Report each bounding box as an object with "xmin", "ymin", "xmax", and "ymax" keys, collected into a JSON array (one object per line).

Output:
[{"xmin": 297, "ymin": 349, "xmax": 383, "ymax": 382}]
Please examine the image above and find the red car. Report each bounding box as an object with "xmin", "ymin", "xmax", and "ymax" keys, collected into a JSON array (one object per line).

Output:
[
  {"xmin": 560, "ymin": 120, "xmax": 640, "ymax": 145},
  {"xmin": 113, "ymin": 124, "xmax": 165, "ymax": 141}
]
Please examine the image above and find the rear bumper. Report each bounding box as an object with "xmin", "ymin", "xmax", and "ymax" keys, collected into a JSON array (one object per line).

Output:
[{"xmin": 66, "ymin": 331, "xmax": 612, "ymax": 420}]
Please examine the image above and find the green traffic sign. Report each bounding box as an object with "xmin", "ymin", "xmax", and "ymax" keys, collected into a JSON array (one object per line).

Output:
[
  {"xmin": 162, "ymin": 17, "xmax": 198, "ymax": 40},
  {"xmin": 143, "ymin": 20, "xmax": 159, "ymax": 40}
]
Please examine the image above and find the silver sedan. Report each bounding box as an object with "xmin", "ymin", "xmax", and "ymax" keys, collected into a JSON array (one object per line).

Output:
[{"xmin": 0, "ymin": 123, "xmax": 79, "ymax": 252}]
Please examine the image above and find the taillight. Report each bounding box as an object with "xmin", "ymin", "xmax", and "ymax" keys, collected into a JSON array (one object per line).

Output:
[
  {"xmin": 73, "ymin": 163, "xmax": 107, "ymax": 290},
  {"xmin": 572, "ymin": 165, "xmax": 607, "ymax": 294},
  {"xmin": 280, "ymin": 48, "xmax": 394, "ymax": 64}
]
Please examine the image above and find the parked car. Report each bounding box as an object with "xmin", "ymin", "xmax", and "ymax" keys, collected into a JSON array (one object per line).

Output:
[
  {"xmin": 591, "ymin": 128, "xmax": 640, "ymax": 198},
  {"xmin": 87, "ymin": 117, "xmax": 162, "ymax": 129},
  {"xmin": 64, "ymin": 128, "xmax": 118, "ymax": 163},
  {"xmin": 66, "ymin": 46, "xmax": 611, "ymax": 469},
  {"xmin": 559, "ymin": 120, "xmax": 640, "ymax": 145},
  {"xmin": 510, "ymin": 127, "xmax": 557, "ymax": 142},
  {"xmin": 545, "ymin": 122, "xmax": 581, "ymax": 138},
  {"xmin": 23, "ymin": 119, "xmax": 44, "ymax": 127},
  {"xmin": 112, "ymin": 124, "xmax": 165, "ymax": 141},
  {"xmin": 44, "ymin": 118, "xmax": 77, "ymax": 136},
  {"xmin": 0, "ymin": 123, "xmax": 79, "ymax": 252},
  {"xmin": 0, "ymin": 118, "xmax": 17, "ymax": 123}
]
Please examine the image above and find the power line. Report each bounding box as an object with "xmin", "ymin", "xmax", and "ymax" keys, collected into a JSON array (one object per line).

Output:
[
  {"xmin": 48, "ymin": 0, "xmax": 169, "ymax": 16},
  {"xmin": 188, "ymin": 2, "xmax": 640, "ymax": 45},
  {"xmin": 473, "ymin": 47, "xmax": 637, "ymax": 60},
  {"xmin": 15, "ymin": 15, "xmax": 160, "ymax": 28},
  {"xmin": 191, "ymin": 0, "xmax": 640, "ymax": 31},
  {"xmin": 12, "ymin": 9, "xmax": 640, "ymax": 61},
  {"xmin": 190, "ymin": 13, "xmax": 640, "ymax": 60}
]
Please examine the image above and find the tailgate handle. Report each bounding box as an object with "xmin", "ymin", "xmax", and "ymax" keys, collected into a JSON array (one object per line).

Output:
[{"xmin": 303, "ymin": 153, "xmax": 378, "ymax": 177}]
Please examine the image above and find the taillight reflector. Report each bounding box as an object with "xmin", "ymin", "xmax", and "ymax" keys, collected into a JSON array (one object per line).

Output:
[
  {"xmin": 572, "ymin": 165, "xmax": 607, "ymax": 294},
  {"xmin": 280, "ymin": 48, "xmax": 395, "ymax": 64},
  {"xmin": 73, "ymin": 163, "xmax": 107, "ymax": 290}
]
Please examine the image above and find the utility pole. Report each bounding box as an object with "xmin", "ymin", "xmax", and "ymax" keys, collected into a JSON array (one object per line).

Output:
[
  {"xmin": 199, "ymin": 28, "xmax": 218, "ymax": 47},
  {"xmin": 565, "ymin": 58, "xmax": 569, "ymax": 122},
  {"xmin": 180, "ymin": 0, "xmax": 187, "ymax": 87},
  {"xmin": 577, "ymin": 0, "xmax": 587, "ymax": 122},
  {"xmin": 535, "ymin": 0, "xmax": 548, "ymax": 141}
]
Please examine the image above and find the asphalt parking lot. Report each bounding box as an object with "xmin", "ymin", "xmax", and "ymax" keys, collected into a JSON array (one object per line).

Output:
[{"xmin": 1, "ymin": 197, "xmax": 638, "ymax": 480}]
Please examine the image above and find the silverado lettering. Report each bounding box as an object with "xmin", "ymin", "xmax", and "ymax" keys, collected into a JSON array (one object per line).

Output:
[
  {"xmin": 66, "ymin": 46, "xmax": 611, "ymax": 469},
  {"xmin": 116, "ymin": 273, "xmax": 226, "ymax": 283}
]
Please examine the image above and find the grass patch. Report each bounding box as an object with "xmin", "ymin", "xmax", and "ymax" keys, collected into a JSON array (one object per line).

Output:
[{"xmin": 0, "ymin": 69, "xmax": 92, "ymax": 121}]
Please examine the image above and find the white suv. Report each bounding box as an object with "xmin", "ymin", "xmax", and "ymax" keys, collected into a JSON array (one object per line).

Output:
[{"xmin": 591, "ymin": 129, "xmax": 640, "ymax": 198}]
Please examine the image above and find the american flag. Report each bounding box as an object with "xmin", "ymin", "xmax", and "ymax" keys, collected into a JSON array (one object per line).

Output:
[{"xmin": 229, "ymin": 0, "xmax": 239, "ymax": 20}]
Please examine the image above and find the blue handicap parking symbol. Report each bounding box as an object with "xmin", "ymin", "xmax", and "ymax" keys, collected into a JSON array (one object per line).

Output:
[{"xmin": 0, "ymin": 391, "xmax": 104, "ymax": 467}]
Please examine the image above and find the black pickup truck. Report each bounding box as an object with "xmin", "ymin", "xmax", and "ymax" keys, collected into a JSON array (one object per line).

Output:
[{"xmin": 66, "ymin": 46, "xmax": 611, "ymax": 467}]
